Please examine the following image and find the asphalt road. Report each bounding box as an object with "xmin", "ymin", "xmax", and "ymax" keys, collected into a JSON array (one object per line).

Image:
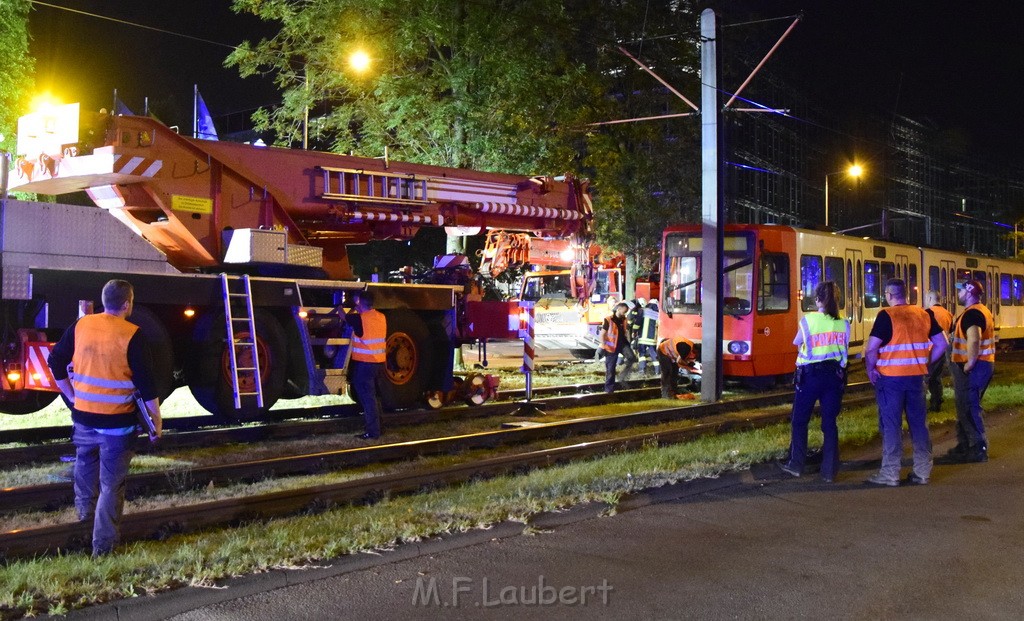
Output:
[{"xmin": 68, "ymin": 403, "xmax": 1024, "ymax": 621}]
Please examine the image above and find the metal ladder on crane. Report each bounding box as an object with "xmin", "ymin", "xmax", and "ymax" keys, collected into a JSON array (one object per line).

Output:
[{"xmin": 220, "ymin": 273, "xmax": 264, "ymax": 409}]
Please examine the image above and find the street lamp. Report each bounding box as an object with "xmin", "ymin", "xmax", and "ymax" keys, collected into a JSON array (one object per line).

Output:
[{"xmin": 825, "ymin": 164, "xmax": 864, "ymax": 229}]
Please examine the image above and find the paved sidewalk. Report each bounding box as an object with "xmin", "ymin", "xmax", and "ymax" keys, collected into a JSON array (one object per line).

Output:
[{"xmin": 70, "ymin": 409, "xmax": 1024, "ymax": 620}]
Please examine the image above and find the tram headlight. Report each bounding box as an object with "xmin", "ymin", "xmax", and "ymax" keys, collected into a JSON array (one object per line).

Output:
[{"xmin": 727, "ymin": 340, "xmax": 750, "ymax": 355}]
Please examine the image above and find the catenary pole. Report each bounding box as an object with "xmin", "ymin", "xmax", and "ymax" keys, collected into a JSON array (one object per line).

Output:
[{"xmin": 700, "ymin": 9, "xmax": 724, "ymax": 402}]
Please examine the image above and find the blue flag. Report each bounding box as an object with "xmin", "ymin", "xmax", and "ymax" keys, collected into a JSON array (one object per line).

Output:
[
  {"xmin": 195, "ymin": 87, "xmax": 218, "ymax": 140},
  {"xmin": 113, "ymin": 91, "xmax": 134, "ymax": 116}
]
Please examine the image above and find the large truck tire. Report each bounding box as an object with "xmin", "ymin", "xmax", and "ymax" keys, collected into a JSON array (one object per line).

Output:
[
  {"xmin": 129, "ymin": 305, "xmax": 176, "ymax": 402},
  {"xmin": 379, "ymin": 309, "xmax": 434, "ymax": 411},
  {"xmin": 186, "ymin": 309, "xmax": 287, "ymax": 420},
  {"xmin": 0, "ymin": 391, "xmax": 58, "ymax": 415}
]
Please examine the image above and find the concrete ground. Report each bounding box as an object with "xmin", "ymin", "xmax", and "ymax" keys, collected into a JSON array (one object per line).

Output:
[{"xmin": 69, "ymin": 407, "xmax": 1024, "ymax": 621}]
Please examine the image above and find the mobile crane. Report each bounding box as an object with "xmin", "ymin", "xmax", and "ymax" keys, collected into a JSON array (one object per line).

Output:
[{"xmin": 0, "ymin": 103, "xmax": 593, "ymax": 418}]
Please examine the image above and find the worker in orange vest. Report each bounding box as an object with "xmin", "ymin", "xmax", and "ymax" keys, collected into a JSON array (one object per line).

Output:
[
  {"xmin": 599, "ymin": 302, "xmax": 636, "ymax": 393},
  {"xmin": 657, "ymin": 337, "xmax": 701, "ymax": 399},
  {"xmin": 864, "ymin": 278, "xmax": 947, "ymax": 486},
  {"xmin": 47, "ymin": 279, "xmax": 163, "ymax": 556},
  {"xmin": 348, "ymin": 290, "xmax": 387, "ymax": 439},
  {"xmin": 924, "ymin": 289, "xmax": 954, "ymax": 412},
  {"xmin": 944, "ymin": 279, "xmax": 995, "ymax": 463}
]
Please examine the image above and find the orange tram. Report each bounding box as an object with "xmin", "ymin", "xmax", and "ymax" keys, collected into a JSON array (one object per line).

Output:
[{"xmin": 658, "ymin": 224, "xmax": 1024, "ymax": 385}]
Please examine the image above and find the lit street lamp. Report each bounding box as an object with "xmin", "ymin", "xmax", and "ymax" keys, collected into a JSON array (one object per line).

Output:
[{"xmin": 825, "ymin": 164, "xmax": 864, "ymax": 229}]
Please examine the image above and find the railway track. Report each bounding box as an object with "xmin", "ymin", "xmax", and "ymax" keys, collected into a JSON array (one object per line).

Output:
[
  {"xmin": 0, "ymin": 384, "xmax": 875, "ymax": 559},
  {"xmin": 0, "ymin": 377, "xmax": 659, "ymax": 466}
]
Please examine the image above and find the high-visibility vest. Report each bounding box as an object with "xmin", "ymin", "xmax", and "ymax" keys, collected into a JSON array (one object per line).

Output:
[
  {"xmin": 658, "ymin": 337, "xmax": 696, "ymax": 366},
  {"xmin": 877, "ymin": 305, "xmax": 932, "ymax": 376},
  {"xmin": 601, "ymin": 315, "xmax": 621, "ymax": 353},
  {"xmin": 951, "ymin": 303, "xmax": 995, "ymax": 364},
  {"xmin": 351, "ymin": 309, "xmax": 387, "ymax": 363},
  {"xmin": 71, "ymin": 313, "xmax": 139, "ymax": 415},
  {"xmin": 637, "ymin": 307, "xmax": 659, "ymax": 346},
  {"xmin": 929, "ymin": 304, "xmax": 953, "ymax": 334},
  {"xmin": 796, "ymin": 312, "xmax": 849, "ymax": 368}
]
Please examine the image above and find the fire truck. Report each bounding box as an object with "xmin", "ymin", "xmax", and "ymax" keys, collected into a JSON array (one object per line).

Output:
[
  {"xmin": 477, "ymin": 233, "xmax": 622, "ymax": 357},
  {"xmin": 0, "ymin": 103, "xmax": 593, "ymax": 419}
]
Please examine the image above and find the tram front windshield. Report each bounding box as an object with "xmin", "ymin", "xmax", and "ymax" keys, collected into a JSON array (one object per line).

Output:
[{"xmin": 662, "ymin": 232, "xmax": 754, "ymax": 316}]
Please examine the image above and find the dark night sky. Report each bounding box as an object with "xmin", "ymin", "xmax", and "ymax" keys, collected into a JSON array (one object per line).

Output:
[
  {"xmin": 732, "ymin": 1, "xmax": 1024, "ymax": 166},
  {"xmin": 26, "ymin": 1, "xmax": 1024, "ymax": 165}
]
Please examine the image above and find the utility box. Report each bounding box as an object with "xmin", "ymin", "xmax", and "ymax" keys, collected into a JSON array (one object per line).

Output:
[
  {"xmin": 222, "ymin": 228, "xmax": 286, "ymax": 264},
  {"xmin": 286, "ymin": 244, "xmax": 324, "ymax": 268}
]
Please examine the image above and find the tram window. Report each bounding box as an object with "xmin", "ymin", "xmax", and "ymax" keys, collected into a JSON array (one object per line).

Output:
[
  {"xmin": 956, "ymin": 268, "xmax": 971, "ymax": 285},
  {"xmin": 825, "ymin": 257, "xmax": 845, "ymax": 309},
  {"xmin": 880, "ymin": 262, "xmax": 896, "ymax": 306},
  {"xmin": 1014, "ymin": 275, "xmax": 1024, "ymax": 306},
  {"xmin": 758, "ymin": 253, "xmax": 790, "ymax": 313},
  {"xmin": 665, "ymin": 255, "xmax": 700, "ymax": 313},
  {"xmin": 928, "ymin": 266, "xmax": 940, "ymax": 295},
  {"xmin": 1001, "ymin": 274, "xmax": 1013, "ymax": 306},
  {"xmin": 908, "ymin": 264, "xmax": 918, "ymax": 305},
  {"xmin": 800, "ymin": 255, "xmax": 823, "ymax": 312},
  {"xmin": 864, "ymin": 261, "xmax": 881, "ymax": 308}
]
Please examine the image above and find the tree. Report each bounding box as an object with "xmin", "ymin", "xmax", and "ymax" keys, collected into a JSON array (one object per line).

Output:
[
  {"xmin": 0, "ymin": 0, "xmax": 34, "ymax": 156},
  {"xmin": 228, "ymin": 0, "xmax": 702, "ymax": 293},
  {"xmin": 228, "ymin": 0, "xmax": 596, "ymax": 174}
]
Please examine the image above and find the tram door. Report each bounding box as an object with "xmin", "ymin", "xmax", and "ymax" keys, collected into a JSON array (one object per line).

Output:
[{"xmin": 845, "ymin": 249, "xmax": 864, "ymax": 347}]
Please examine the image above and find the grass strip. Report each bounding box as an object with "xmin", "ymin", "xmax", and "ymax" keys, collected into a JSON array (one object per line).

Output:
[{"xmin": 1, "ymin": 372, "xmax": 1021, "ymax": 618}]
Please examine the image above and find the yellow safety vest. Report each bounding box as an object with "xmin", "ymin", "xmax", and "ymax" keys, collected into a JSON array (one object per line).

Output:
[{"xmin": 796, "ymin": 312, "xmax": 849, "ymax": 368}]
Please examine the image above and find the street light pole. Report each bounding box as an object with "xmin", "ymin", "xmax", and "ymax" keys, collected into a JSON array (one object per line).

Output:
[
  {"xmin": 824, "ymin": 164, "xmax": 863, "ymax": 229},
  {"xmin": 825, "ymin": 173, "xmax": 830, "ymax": 228}
]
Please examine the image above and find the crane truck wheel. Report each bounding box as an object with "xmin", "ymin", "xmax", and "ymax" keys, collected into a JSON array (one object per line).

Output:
[
  {"xmin": 128, "ymin": 305, "xmax": 176, "ymax": 402},
  {"xmin": 0, "ymin": 391, "xmax": 59, "ymax": 415},
  {"xmin": 379, "ymin": 309, "xmax": 434, "ymax": 411},
  {"xmin": 185, "ymin": 309, "xmax": 288, "ymax": 420}
]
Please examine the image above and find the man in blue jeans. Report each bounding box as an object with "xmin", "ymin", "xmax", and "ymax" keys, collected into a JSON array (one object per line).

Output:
[
  {"xmin": 863, "ymin": 279, "xmax": 946, "ymax": 486},
  {"xmin": 48, "ymin": 280, "xmax": 162, "ymax": 556}
]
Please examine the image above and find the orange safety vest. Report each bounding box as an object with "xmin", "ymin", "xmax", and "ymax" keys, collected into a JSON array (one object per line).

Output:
[
  {"xmin": 351, "ymin": 309, "xmax": 387, "ymax": 363},
  {"xmin": 601, "ymin": 315, "xmax": 621, "ymax": 353},
  {"xmin": 877, "ymin": 305, "xmax": 932, "ymax": 376},
  {"xmin": 951, "ymin": 303, "xmax": 995, "ymax": 364},
  {"xmin": 658, "ymin": 337, "xmax": 696, "ymax": 366},
  {"xmin": 71, "ymin": 313, "xmax": 139, "ymax": 415},
  {"xmin": 928, "ymin": 305, "xmax": 954, "ymax": 334}
]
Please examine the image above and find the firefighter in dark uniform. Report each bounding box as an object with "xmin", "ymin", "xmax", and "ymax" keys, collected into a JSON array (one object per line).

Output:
[
  {"xmin": 924, "ymin": 289, "xmax": 954, "ymax": 412},
  {"xmin": 48, "ymin": 279, "xmax": 162, "ymax": 557},
  {"xmin": 657, "ymin": 336, "xmax": 701, "ymax": 399},
  {"xmin": 636, "ymin": 299, "xmax": 660, "ymax": 375},
  {"xmin": 864, "ymin": 278, "xmax": 947, "ymax": 486},
  {"xmin": 777, "ymin": 281, "xmax": 849, "ymax": 482},
  {"xmin": 600, "ymin": 302, "xmax": 637, "ymax": 393},
  {"xmin": 945, "ymin": 279, "xmax": 995, "ymax": 463},
  {"xmin": 348, "ymin": 290, "xmax": 387, "ymax": 439}
]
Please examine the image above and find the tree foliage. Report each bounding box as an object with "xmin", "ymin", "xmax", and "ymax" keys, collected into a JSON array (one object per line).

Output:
[
  {"xmin": 0, "ymin": 0, "xmax": 34, "ymax": 155},
  {"xmin": 228, "ymin": 0, "xmax": 702, "ymax": 281}
]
